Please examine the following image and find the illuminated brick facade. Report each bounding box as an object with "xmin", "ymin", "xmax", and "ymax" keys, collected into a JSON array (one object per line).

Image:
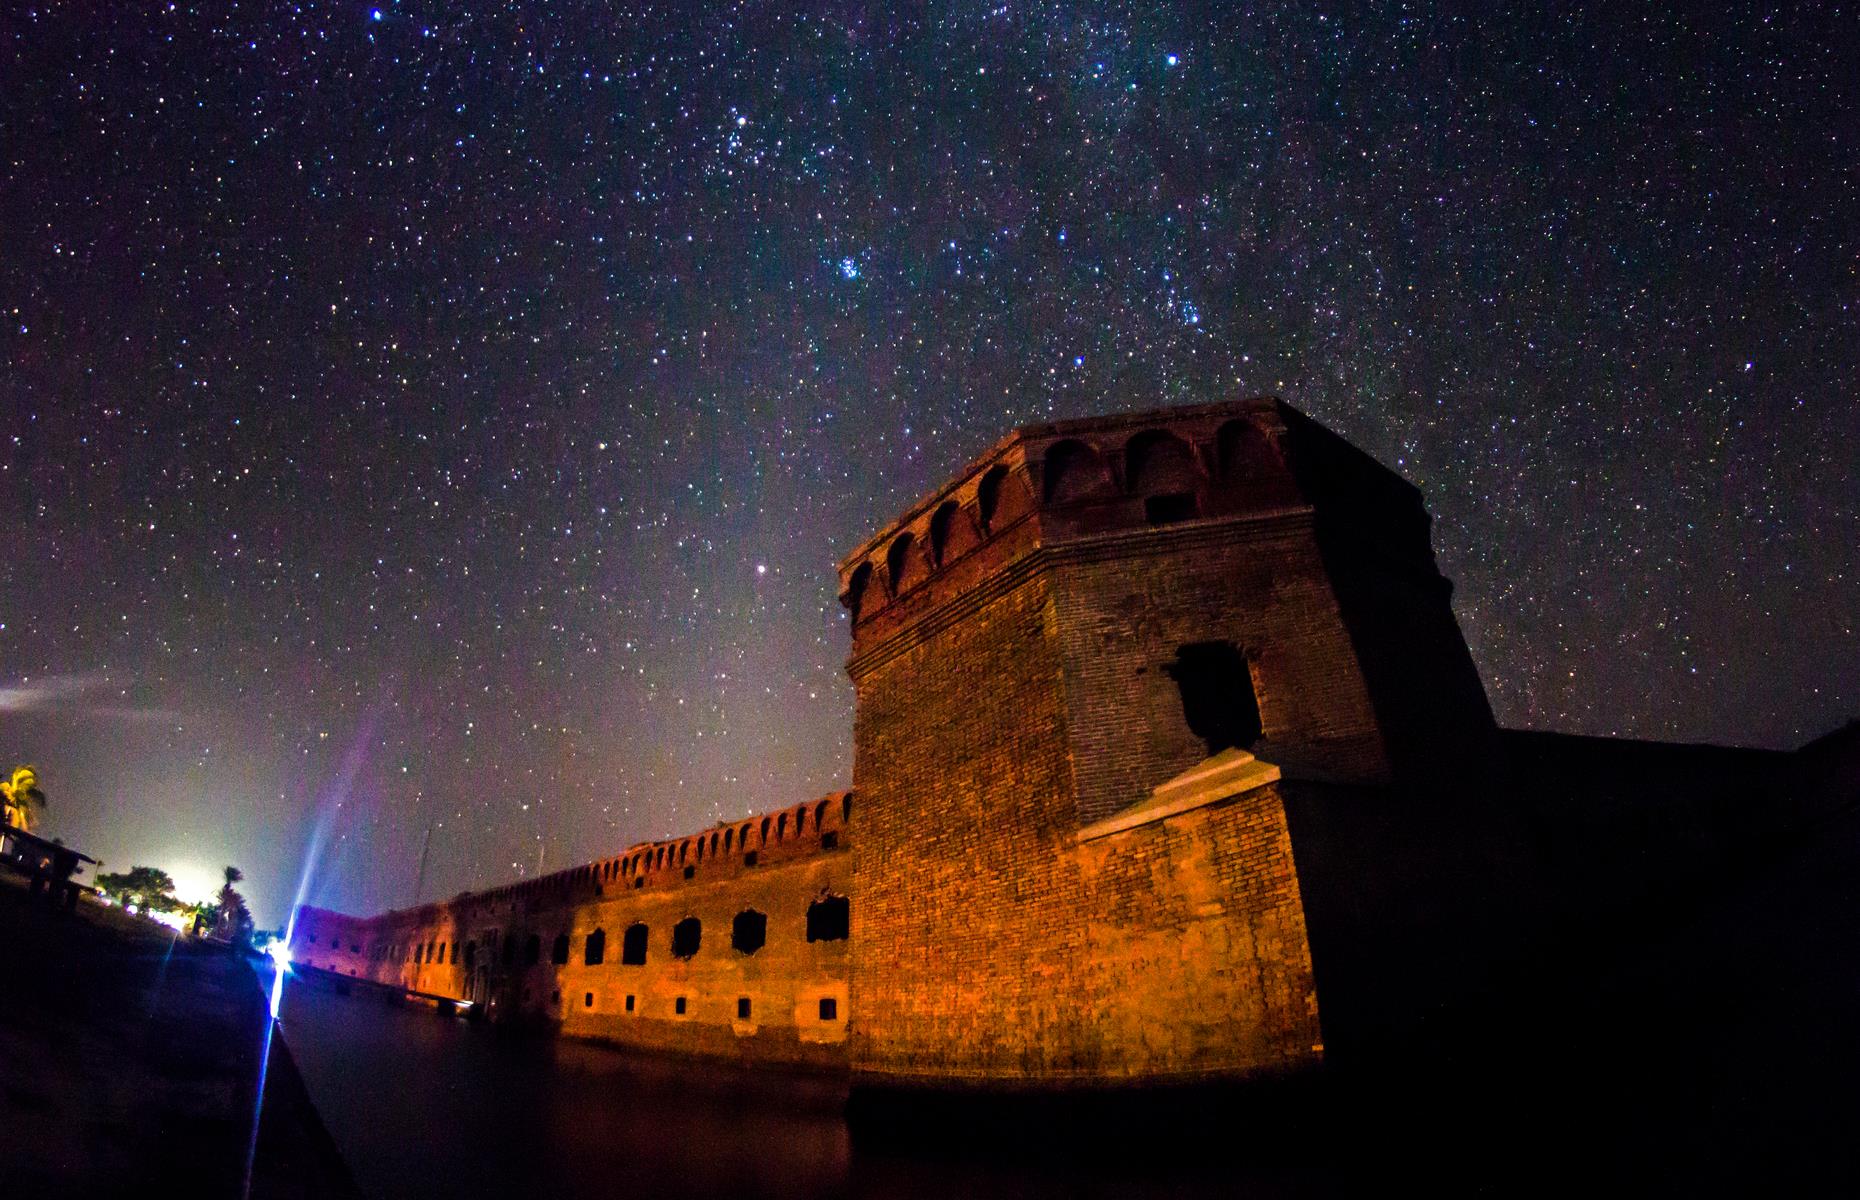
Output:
[
  {"xmin": 294, "ymin": 794, "xmax": 854, "ymax": 1068},
  {"xmin": 300, "ymin": 398, "xmax": 1618, "ymax": 1089}
]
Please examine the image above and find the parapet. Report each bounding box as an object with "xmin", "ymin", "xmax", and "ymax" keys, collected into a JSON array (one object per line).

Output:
[
  {"xmin": 317, "ymin": 790, "xmax": 852, "ymax": 933},
  {"xmin": 834, "ymin": 397, "xmax": 1431, "ymax": 662}
]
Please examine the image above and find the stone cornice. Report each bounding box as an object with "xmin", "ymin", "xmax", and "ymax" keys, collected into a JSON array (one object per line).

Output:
[
  {"xmin": 1077, "ymin": 748, "xmax": 1281, "ymax": 842},
  {"xmin": 844, "ymin": 506, "xmax": 1316, "ymax": 680}
]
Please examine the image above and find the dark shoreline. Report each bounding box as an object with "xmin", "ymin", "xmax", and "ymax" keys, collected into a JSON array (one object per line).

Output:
[{"xmin": 0, "ymin": 871, "xmax": 360, "ymax": 1198}]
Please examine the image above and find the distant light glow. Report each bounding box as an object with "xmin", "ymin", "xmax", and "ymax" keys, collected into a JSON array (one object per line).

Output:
[
  {"xmin": 264, "ymin": 941, "xmax": 292, "ymax": 1019},
  {"xmin": 838, "ymin": 256, "xmax": 860, "ymax": 280},
  {"xmin": 146, "ymin": 908, "xmax": 192, "ymax": 932}
]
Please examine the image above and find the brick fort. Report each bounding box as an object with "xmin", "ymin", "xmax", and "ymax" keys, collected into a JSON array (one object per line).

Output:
[{"xmin": 296, "ymin": 397, "xmax": 1853, "ymax": 1094}]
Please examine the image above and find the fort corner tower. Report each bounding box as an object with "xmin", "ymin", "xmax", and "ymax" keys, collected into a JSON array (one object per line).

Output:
[{"xmin": 837, "ymin": 396, "xmax": 1497, "ymax": 1089}]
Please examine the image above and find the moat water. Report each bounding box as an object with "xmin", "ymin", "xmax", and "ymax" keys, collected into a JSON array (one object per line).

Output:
[{"xmin": 274, "ymin": 978, "xmax": 1345, "ymax": 1199}]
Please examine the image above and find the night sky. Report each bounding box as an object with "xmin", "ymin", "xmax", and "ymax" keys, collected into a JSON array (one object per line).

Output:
[{"xmin": 3, "ymin": 2, "xmax": 1855, "ymax": 925}]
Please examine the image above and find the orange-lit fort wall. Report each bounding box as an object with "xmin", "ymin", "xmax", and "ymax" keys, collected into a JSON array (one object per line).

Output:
[
  {"xmin": 300, "ymin": 396, "xmax": 1521, "ymax": 1088},
  {"xmin": 294, "ymin": 792, "xmax": 854, "ymax": 1068},
  {"xmin": 836, "ymin": 397, "xmax": 1498, "ymax": 1088}
]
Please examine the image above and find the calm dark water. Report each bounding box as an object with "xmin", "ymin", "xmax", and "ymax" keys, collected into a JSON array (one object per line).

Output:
[{"xmin": 275, "ymin": 979, "xmax": 1342, "ymax": 1200}]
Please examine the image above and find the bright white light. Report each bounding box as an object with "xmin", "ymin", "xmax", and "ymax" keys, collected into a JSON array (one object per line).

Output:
[
  {"xmin": 146, "ymin": 909, "xmax": 191, "ymax": 933},
  {"xmin": 264, "ymin": 941, "xmax": 292, "ymax": 1020}
]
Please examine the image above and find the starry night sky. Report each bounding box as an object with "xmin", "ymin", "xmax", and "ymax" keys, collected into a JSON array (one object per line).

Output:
[{"xmin": 3, "ymin": 2, "xmax": 1855, "ymax": 924}]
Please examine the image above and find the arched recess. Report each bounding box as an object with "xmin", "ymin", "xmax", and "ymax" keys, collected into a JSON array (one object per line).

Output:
[
  {"xmin": 1126, "ymin": 429, "xmax": 1202, "ymax": 524},
  {"xmin": 1217, "ymin": 418, "xmax": 1279, "ymax": 479},
  {"xmin": 843, "ymin": 561, "xmax": 874, "ymax": 623},
  {"xmin": 1042, "ymin": 439, "xmax": 1113, "ymax": 504},
  {"xmin": 584, "ymin": 928, "xmax": 606, "ymax": 966},
  {"xmin": 929, "ymin": 499, "xmax": 976, "ymax": 566},
  {"xmin": 977, "ymin": 463, "xmax": 1032, "ymax": 532},
  {"xmin": 1125, "ymin": 429, "xmax": 1200, "ymax": 494},
  {"xmin": 551, "ymin": 932, "xmax": 570, "ymax": 965},
  {"xmin": 886, "ymin": 530, "xmax": 924, "ymax": 595}
]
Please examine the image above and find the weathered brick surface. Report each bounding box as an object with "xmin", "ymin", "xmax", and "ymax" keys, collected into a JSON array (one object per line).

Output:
[
  {"xmin": 848, "ymin": 573, "xmax": 1091, "ymax": 1078},
  {"xmin": 844, "ymin": 541, "xmax": 1331, "ymax": 1083},
  {"xmin": 840, "ymin": 400, "xmax": 1378, "ymax": 1086},
  {"xmin": 1076, "ymin": 782, "xmax": 1321, "ymax": 1078},
  {"xmin": 306, "ymin": 396, "xmax": 1529, "ymax": 1090},
  {"xmin": 294, "ymin": 794, "xmax": 853, "ymax": 1069},
  {"xmin": 1050, "ymin": 519, "xmax": 1389, "ymax": 827}
]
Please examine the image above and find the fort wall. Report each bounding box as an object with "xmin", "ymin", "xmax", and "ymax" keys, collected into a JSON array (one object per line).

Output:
[
  {"xmin": 295, "ymin": 396, "xmax": 1846, "ymax": 1096},
  {"xmin": 838, "ymin": 399, "xmax": 1383, "ymax": 1086},
  {"xmin": 295, "ymin": 793, "xmax": 854, "ymax": 1068}
]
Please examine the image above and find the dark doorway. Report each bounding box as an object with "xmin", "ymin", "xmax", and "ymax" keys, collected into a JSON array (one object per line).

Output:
[
  {"xmin": 622, "ymin": 923, "xmax": 648, "ymax": 966},
  {"xmin": 671, "ymin": 917, "xmax": 702, "ymax": 960},
  {"xmin": 806, "ymin": 896, "xmax": 850, "ymax": 943},
  {"xmin": 1165, "ymin": 641, "xmax": 1263, "ymax": 754}
]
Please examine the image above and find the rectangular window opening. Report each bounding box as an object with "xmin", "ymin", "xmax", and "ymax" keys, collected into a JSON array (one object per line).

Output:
[
  {"xmin": 625, "ymin": 994, "xmax": 635, "ymax": 1013},
  {"xmin": 674, "ymin": 996, "xmax": 687, "ymax": 1016},
  {"xmin": 1144, "ymin": 492, "xmax": 1199, "ymax": 525},
  {"xmin": 818, "ymin": 997, "xmax": 838, "ymax": 1021},
  {"xmin": 743, "ymin": 851, "xmax": 758, "ymax": 867},
  {"xmin": 737, "ymin": 997, "xmax": 751, "ymax": 1019},
  {"xmin": 583, "ymin": 992, "xmax": 594, "ymax": 1008}
]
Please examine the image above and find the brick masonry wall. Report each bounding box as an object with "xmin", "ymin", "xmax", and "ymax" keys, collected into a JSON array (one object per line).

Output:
[
  {"xmin": 848, "ymin": 546, "xmax": 1328, "ymax": 1084},
  {"xmin": 552, "ymin": 851, "xmax": 850, "ymax": 1068},
  {"xmin": 849, "ymin": 572, "xmax": 1094, "ymax": 1080},
  {"xmin": 1076, "ymin": 781, "xmax": 1321, "ymax": 1080},
  {"xmin": 293, "ymin": 798, "xmax": 854, "ymax": 1070},
  {"xmin": 1050, "ymin": 517, "xmax": 1390, "ymax": 828}
]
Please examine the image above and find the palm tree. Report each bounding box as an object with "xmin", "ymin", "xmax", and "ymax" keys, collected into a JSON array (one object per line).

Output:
[
  {"xmin": 215, "ymin": 865, "xmax": 253, "ymax": 944},
  {"xmin": 2, "ymin": 765, "xmax": 47, "ymax": 833}
]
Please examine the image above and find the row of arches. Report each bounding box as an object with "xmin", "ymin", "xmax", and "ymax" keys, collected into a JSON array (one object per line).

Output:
[
  {"xmin": 611, "ymin": 793, "xmax": 851, "ymax": 880},
  {"xmin": 845, "ymin": 418, "xmax": 1282, "ymax": 619},
  {"xmin": 461, "ymin": 795, "xmax": 852, "ymax": 914}
]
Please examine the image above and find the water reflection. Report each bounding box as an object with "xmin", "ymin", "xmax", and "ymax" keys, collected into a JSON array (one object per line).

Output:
[{"xmin": 278, "ymin": 981, "xmax": 1336, "ymax": 1199}]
